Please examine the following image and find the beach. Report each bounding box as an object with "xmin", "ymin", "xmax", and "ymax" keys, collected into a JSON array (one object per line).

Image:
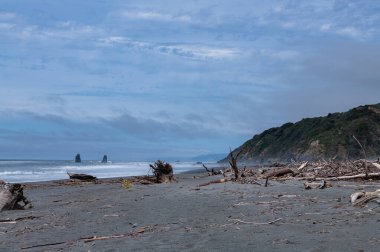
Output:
[{"xmin": 1, "ymin": 172, "xmax": 380, "ymax": 251}]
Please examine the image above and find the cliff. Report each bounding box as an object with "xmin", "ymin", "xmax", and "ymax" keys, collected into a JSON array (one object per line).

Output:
[{"xmin": 223, "ymin": 103, "xmax": 380, "ymax": 163}]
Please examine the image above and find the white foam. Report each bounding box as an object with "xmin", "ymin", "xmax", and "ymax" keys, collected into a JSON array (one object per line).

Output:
[{"xmin": 0, "ymin": 161, "xmax": 219, "ymax": 183}]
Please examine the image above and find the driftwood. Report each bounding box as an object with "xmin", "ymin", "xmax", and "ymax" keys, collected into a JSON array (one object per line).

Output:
[
  {"xmin": 264, "ymin": 177, "xmax": 269, "ymax": 187},
  {"xmin": 21, "ymin": 242, "xmax": 66, "ymax": 250},
  {"xmin": 304, "ymin": 180, "xmax": 327, "ymax": 189},
  {"xmin": 353, "ymin": 135, "xmax": 368, "ymax": 177},
  {"xmin": 0, "ymin": 182, "xmax": 32, "ymax": 211},
  {"xmin": 228, "ymin": 148, "xmax": 243, "ymax": 180},
  {"xmin": 297, "ymin": 161, "xmax": 308, "ymax": 171},
  {"xmin": 228, "ymin": 217, "xmax": 282, "ymax": 225},
  {"xmin": 372, "ymin": 162, "xmax": 380, "ymax": 170},
  {"xmin": 21, "ymin": 226, "xmax": 152, "ymax": 249},
  {"xmin": 350, "ymin": 189, "xmax": 380, "ymax": 206},
  {"xmin": 265, "ymin": 168, "xmax": 294, "ymax": 178},
  {"xmin": 149, "ymin": 160, "xmax": 174, "ymax": 183},
  {"xmin": 67, "ymin": 173, "xmax": 97, "ymax": 181},
  {"xmin": 261, "ymin": 159, "xmax": 380, "ymax": 182},
  {"xmin": 199, "ymin": 178, "xmax": 229, "ymax": 187},
  {"xmin": 202, "ymin": 164, "xmax": 222, "ymax": 176},
  {"xmin": 0, "ymin": 216, "xmax": 40, "ymax": 223},
  {"xmin": 314, "ymin": 172, "xmax": 380, "ymax": 181}
]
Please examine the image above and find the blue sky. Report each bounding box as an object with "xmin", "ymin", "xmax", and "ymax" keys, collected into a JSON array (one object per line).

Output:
[{"xmin": 1, "ymin": 0, "xmax": 380, "ymax": 161}]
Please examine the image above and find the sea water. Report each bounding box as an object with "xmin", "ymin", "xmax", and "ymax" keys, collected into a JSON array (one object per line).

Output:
[{"xmin": 0, "ymin": 160, "xmax": 219, "ymax": 183}]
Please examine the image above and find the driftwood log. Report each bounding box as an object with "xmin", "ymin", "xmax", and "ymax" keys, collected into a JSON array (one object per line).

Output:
[
  {"xmin": 0, "ymin": 182, "xmax": 32, "ymax": 211},
  {"xmin": 199, "ymin": 178, "xmax": 229, "ymax": 187},
  {"xmin": 304, "ymin": 180, "xmax": 327, "ymax": 189},
  {"xmin": 265, "ymin": 168, "xmax": 294, "ymax": 178},
  {"xmin": 351, "ymin": 189, "xmax": 380, "ymax": 206},
  {"xmin": 228, "ymin": 148, "xmax": 243, "ymax": 180},
  {"xmin": 67, "ymin": 173, "xmax": 97, "ymax": 181},
  {"xmin": 314, "ymin": 172, "xmax": 380, "ymax": 181},
  {"xmin": 202, "ymin": 164, "xmax": 222, "ymax": 176}
]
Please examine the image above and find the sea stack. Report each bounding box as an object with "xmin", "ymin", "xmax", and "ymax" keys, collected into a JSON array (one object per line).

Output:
[
  {"xmin": 75, "ymin": 153, "xmax": 81, "ymax": 163},
  {"xmin": 101, "ymin": 155, "xmax": 108, "ymax": 163}
]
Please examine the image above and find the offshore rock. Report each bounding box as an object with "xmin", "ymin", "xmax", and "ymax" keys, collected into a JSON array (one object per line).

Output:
[
  {"xmin": 75, "ymin": 153, "xmax": 82, "ymax": 163},
  {"xmin": 101, "ymin": 155, "xmax": 108, "ymax": 163}
]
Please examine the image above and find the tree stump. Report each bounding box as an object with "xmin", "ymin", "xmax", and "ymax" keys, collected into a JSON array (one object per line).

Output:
[
  {"xmin": 0, "ymin": 182, "xmax": 32, "ymax": 211},
  {"xmin": 149, "ymin": 160, "xmax": 174, "ymax": 183}
]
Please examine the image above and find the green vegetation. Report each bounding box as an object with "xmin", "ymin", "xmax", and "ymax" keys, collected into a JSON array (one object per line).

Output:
[
  {"xmin": 224, "ymin": 103, "xmax": 380, "ymax": 163},
  {"xmin": 121, "ymin": 179, "xmax": 133, "ymax": 189}
]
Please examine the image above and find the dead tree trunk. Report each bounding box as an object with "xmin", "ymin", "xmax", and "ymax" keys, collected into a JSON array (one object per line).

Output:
[
  {"xmin": 353, "ymin": 135, "xmax": 368, "ymax": 178},
  {"xmin": 202, "ymin": 163, "xmax": 220, "ymax": 176},
  {"xmin": 228, "ymin": 148, "xmax": 244, "ymax": 180}
]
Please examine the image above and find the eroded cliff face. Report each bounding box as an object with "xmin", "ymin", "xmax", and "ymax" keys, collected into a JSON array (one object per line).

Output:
[{"xmin": 222, "ymin": 103, "xmax": 380, "ymax": 163}]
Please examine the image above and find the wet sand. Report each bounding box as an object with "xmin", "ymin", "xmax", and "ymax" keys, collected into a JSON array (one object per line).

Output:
[{"xmin": 1, "ymin": 173, "xmax": 380, "ymax": 251}]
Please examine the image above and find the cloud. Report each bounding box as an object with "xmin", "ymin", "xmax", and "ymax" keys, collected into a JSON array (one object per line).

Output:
[
  {"xmin": 1, "ymin": 1, "xmax": 380, "ymax": 160},
  {"xmin": 320, "ymin": 23, "xmax": 332, "ymax": 31},
  {"xmin": 105, "ymin": 112, "xmax": 221, "ymax": 140},
  {"xmin": 258, "ymin": 49, "xmax": 299, "ymax": 61},
  {"xmin": 0, "ymin": 23, "xmax": 14, "ymax": 30},
  {"xmin": 0, "ymin": 12, "xmax": 17, "ymax": 20},
  {"xmin": 1, "ymin": 19, "xmax": 101, "ymax": 42},
  {"xmin": 99, "ymin": 36, "xmax": 241, "ymax": 60},
  {"xmin": 337, "ymin": 27, "xmax": 362, "ymax": 38},
  {"xmin": 121, "ymin": 10, "xmax": 192, "ymax": 23}
]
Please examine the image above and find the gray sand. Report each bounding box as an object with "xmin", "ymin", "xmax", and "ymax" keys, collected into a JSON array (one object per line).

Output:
[{"xmin": 0, "ymin": 173, "xmax": 379, "ymax": 251}]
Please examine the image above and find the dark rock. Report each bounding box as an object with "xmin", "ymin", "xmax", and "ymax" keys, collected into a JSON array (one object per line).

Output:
[
  {"xmin": 75, "ymin": 153, "xmax": 81, "ymax": 163},
  {"xmin": 101, "ymin": 155, "xmax": 108, "ymax": 163}
]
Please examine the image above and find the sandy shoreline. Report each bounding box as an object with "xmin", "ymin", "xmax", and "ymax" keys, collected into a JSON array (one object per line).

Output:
[{"xmin": 1, "ymin": 172, "xmax": 380, "ymax": 251}]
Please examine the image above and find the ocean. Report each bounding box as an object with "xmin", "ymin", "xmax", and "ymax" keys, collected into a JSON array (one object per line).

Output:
[{"xmin": 0, "ymin": 160, "xmax": 220, "ymax": 183}]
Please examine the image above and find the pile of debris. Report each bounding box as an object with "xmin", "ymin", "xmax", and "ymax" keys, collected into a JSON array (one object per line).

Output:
[{"xmin": 261, "ymin": 160, "xmax": 380, "ymax": 181}]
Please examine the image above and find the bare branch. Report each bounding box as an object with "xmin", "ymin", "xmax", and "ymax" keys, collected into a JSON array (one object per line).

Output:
[{"xmin": 353, "ymin": 135, "xmax": 368, "ymax": 178}]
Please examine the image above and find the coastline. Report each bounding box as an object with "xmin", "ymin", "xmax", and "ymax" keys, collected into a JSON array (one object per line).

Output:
[
  {"xmin": 0, "ymin": 160, "xmax": 217, "ymax": 183},
  {"xmin": 1, "ymin": 172, "xmax": 380, "ymax": 251}
]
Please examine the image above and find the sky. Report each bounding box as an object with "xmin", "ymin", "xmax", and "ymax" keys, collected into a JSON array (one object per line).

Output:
[{"xmin": 1, "ymin": 0, "xmax": 380, "ymax": 161}]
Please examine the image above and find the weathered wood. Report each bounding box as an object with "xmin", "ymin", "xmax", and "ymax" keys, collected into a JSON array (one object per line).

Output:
[
  {"xmin": 371, "ymin": 162, "xmax": 380, "ymax": 170},
  {"xmin": 228, "ymin": 148, "xmax": 243, "ymax": 180},
  {"xmin": 0, "ymin": 183, "xmax": 32, "ymax": 211},
  {"xmin": 199, "ymin": 178, "xmax": 229, "ymax": 187},
  {"xmin": 351, "ymin": 189, "xmax": 380, "ymax": 206},
  {"xmin": 21, "ymin": 242, "xmax": 66, "ymax": 250},
  {"xmin": 265, "ymin": 168, "xmax": 294, "ymax": 178},
  {"xmin": 67, "ymin": 173, "xmax": 97, "ymax": 181},
  {"xmin": 229, "ymin": 217, "xmax": 282, "ymax": 225},
  {"xmin": 149, "ymin": 160, "xmax": 173, "ymax": 183},
  {"xmin": 304, "ymin": 180, "xmax": 326, "ymax": 189},
  {"xmin": 353, "ymin": 135, "xmax": 368, "ymax": 178},
  {"xmin": 202, "ymin": 164, "xmax": 221, "ymax": 176},
  {"xmin": 297, "ymin": 161, "xmax": 308, "ymax": 171},
  {"xmin": 315, "ymin": 172, "xmax": 380, "ymax": 181}
]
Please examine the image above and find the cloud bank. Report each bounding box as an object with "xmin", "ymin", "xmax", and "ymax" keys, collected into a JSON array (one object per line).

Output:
[{"xmin": 0, "ymin": 0, "xmax": 380, "ymax": 160}]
